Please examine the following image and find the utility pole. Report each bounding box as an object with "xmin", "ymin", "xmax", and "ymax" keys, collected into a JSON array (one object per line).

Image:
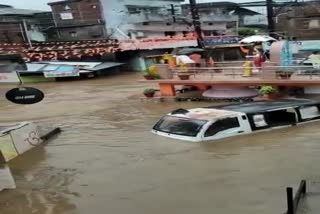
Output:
[
  {"xmin": 170, "ymin": 4, "xmax": 176, "ymax": 23},
  {"xmin": 189, "ymin": 0, "xmax": 203, "ymax": 47},
  {"xmin": 266, "ymin": 0, "xmax": 275, "ymax": 35}
]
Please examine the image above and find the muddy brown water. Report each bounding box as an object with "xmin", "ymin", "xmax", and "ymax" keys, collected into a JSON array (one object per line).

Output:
[{"xmin": 1, "ymin": 73, "xmax": 320, "ymax": 214}]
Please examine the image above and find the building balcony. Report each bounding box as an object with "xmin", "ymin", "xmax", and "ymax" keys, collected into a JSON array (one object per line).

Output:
[
  {"xmin": 55, "ymin": 20, "xmax": 104, "ymax": 28},
  {"xmin": 127, "ymin": 13, "xmax": 169, "ymax": 24},
  {"xmin": 200, "ymin": 15, "xmax": 239, "ymax": 22}
]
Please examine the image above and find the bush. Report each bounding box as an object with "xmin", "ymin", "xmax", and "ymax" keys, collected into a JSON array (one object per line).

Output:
[
  {"xmin": 259, "ymin": 86, "xmax": 277, "ymax": 94},
  {"xmin": 143, "ymin": 65, "xmax": 160, "ymax": 79},
  {"xmin": 239, "ymin": 29, "xmax": 256, "ymax": 37},
  {"xmin": 143, "ymin": 88, "xmax": 156, "ymax": 94}
]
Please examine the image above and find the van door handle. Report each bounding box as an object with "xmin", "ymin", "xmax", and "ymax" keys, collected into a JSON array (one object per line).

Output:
[{"xmin": 238, "ymin": 131, "xmax": 244, "ymax": 133}]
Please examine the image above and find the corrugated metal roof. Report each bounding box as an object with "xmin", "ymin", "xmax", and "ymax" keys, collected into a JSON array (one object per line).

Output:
[
  {"xmin": 40, "ymin": 61, "xmax": 101, "ymax": 69},
  {"xmin": 0, "ymin": 8, "xmax": 46, "ymax": 16},
  {"xmin": 26, "ymin": 63, "xmax": 47, "ymax": 72},
  {"xmin": 26, "ymin": 61, "xmax": 125, "ymax": 72},
  {"xmin": 89, "ymin": 62, "xmax": 124, "ymax": 71}
]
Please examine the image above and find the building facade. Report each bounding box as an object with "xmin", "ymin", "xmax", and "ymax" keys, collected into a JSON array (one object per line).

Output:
[
  {"xmin": 100, "ymin": 0, "xmax": 186, "ymax": 39},
  {"xmin": 48, "ymin": 0, "xmax": 106, "ymax": 40},
  {"xmin": 274, "ymin": 1, "xmax": 320, "ymax": 40},
  {"xmin": 182, "ymin": 1, "xmax": 262, "ymax": 36},
  {"xmin": 0, "ymin": 4, "xmax": 49, "ymax": 43}
]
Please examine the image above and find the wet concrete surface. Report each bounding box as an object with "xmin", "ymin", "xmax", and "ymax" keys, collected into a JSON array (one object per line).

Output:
[{"xmin": 1, "ymin": 73, "xmax": 320, "ymax": 214}]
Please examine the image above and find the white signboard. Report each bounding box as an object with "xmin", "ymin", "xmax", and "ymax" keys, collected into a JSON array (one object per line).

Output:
[
  {"xmin": 0, "ymin": 71, "xmax": 20, "ymax": 83},
  {"xmin": 0, "ymin": 165, "xmax": 16, "ymax": 191},
  {"xmin": 10, "ymin": 123, "xmax": 43, "ymax": 155},
  {"xmin": 60, "ymin": 12, "xmax": 73, "ymax": 20},
  {"xmin": 0, "ymin": 134, "xmax": 18, "ymax": 162},
  {"xmin": 0, "ymin": 151, "xmax": 16, "ymax": 191},
  {"xmin": 44, "ymin": 71, "xmax": 80, "ymax": 78}
]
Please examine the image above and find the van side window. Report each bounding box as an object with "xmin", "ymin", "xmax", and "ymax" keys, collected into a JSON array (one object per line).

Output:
[
  {"xmin": 204, "ymin": 118, "xmax": 240, "ymax": 137},
  {"xmin": 300, "ymin": 106, "xmax": 320, "ymax": 120}
]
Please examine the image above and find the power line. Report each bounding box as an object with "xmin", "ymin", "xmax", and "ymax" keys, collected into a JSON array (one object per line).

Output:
[{"xmin": 189, "ymin": 0, "xmax": 203, "ymax": 48}]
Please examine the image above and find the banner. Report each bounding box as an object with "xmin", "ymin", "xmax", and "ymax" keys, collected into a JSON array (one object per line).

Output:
[
  {"xmin": 10, "ymin": 123, "xmax": 43, "ymax": 155},
  {"xmin": 202, "ymin": 36, "xmax": 240, "ymax": 47},
  {"xmin": 43, "ymin": 65, "xmax": 79, "ymax": 78}
]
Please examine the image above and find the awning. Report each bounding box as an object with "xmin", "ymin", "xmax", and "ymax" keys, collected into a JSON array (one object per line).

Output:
[
  {"xmin": 299, "ymin": 40, "xmax": 320, "ymax": 51},
  {"xmin": 88, "ymin": 62, "xmax": 124, "ymax": 71}
]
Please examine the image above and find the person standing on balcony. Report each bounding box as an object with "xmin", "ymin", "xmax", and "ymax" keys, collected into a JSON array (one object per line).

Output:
[{"xmin": 253, "ymin": 48, "xmax": 266, "ymax": 72}]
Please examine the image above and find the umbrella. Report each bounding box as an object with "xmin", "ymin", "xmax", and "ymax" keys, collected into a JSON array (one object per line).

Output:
[
  {"xmin": 240, "ymin": 35, "xmax": 276, "ymax": 44},
  {"xmin": 175, "ymin": 48, "xmax": 204, "ymax": 55},
  {"xmin": 202, "ymin": 87, "xmax": 258, "ymax": 99}
]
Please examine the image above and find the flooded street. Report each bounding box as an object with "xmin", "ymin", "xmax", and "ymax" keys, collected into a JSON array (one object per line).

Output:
[{"xmin": 1, "ymin": 73, "xmax": 320, "ymax": 214}]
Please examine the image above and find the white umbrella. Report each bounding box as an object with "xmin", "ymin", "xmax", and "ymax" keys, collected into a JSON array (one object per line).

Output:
[{"xmin": 240, "ymin": 35, "xmax": 276, "ymax": 44}]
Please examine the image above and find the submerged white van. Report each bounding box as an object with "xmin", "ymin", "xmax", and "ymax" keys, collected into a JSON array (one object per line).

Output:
[{"xmin": 152, "ymin": 99, "xmax": 320, "ymax": 142}]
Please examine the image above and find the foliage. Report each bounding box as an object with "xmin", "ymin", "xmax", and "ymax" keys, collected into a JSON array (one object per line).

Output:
[
  {"xmin": 259, "ymin": 86, "xmax": 277, "ymax": 94},
  {"xmin": 238, "ymin": 28, "xmax": 256, "ymax": 37},
  {"xmin": 143, "ymin": 88, "xmax": 156, "ymax": 94},
  {"xmin": 143, "ymin": 65, "xmax": 160, "ymax": 79}
]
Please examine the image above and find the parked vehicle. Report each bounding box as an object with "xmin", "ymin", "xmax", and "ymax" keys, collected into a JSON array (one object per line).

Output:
[{"xmin": 152, "ymin": 99, "xmax": 320, "ymax": 142}]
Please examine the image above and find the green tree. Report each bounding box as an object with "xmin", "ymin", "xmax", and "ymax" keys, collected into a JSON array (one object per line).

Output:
[{"xmin": 238, "ymin": 29, "xmax": 256, "ymax": 37}]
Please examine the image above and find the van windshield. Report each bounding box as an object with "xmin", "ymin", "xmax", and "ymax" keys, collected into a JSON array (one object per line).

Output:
[{"xmin": 153, "ymin": 116, "xmax": 207, "ymax": 137}]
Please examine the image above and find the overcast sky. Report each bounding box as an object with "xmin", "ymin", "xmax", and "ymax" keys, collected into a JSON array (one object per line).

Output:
[{"xmin": 0, "ymin": 0, "xmax": 262, "ymax": 10}]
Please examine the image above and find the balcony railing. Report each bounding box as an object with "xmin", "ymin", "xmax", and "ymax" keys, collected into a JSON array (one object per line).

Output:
[
  {"xmin": 56, "ymin": 20, "xmax": 103, "ymax": 27},
  {"xmin": 169, "ymin": 65, "xmax": 319, "ymax": 81}
]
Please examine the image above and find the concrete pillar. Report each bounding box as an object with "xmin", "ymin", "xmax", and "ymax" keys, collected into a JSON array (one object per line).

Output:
[{"xmin": 159, "ymin": 83, "xmax": 176, "ymax": 96}]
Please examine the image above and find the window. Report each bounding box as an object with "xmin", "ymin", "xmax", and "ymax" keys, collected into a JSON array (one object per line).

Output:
[
  {"xmin": 204, "ymin": 118, "xmax": 240, "ymax": 137},
  {"xmin": 153, "ymin": 116, "xmax": 207, "ymax": 137},
  {"xmin": 64, "ymin": 5, "xmax": 71, "ymax": 10},
  {"xmin": 309, "ymin": 20, "xmax": 320, "ymax": 29},
  {"xmin": 164, "ymin": 31, "xmax": 176, "ymax": 37},
  {"xmin": 253, "ymin": 114, "xmax": 267, "ymax": 127},
  {"xmin": 204, "ymin": 31, "xmax": 212, "ymax": 36},
  {"xmin": 91, "ymin": 5, "xmax": 97, "ymax": 9},
  {"xmin": 136, "ymin": 32, "xmax": 145, "ymax": 38},
  {"xmin": 69, "ymin": 31, "xmax": 77, "ymax": 38},
  {"xmin": 128, "ymin": 8, "xmax": 140, "ymax": 14},
  {"xmin": 300, "ymin": 106, "xmax": 320, "ymax": 120}
]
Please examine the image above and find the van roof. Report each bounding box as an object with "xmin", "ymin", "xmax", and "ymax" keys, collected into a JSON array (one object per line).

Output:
[
  {"xmin": 212, "ymin": 99, "xmax": 320, "ymax": 114},
  {"xmin": 169, "ymin": 108, "xmax": 240, "ymax": 120}
]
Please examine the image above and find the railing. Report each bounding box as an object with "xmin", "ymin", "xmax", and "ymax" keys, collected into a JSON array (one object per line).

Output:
[
  {"xmin": 285, "ymin": 180, "xmax": 307, "ymax": 214},
  {"xmin": 170, "ymin": 65, "xmax": 319, "ymax": 80}
]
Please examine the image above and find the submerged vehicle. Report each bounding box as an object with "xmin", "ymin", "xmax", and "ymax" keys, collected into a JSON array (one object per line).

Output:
[{"xmin": 152, "ymin": 99, "xmax": 320, "ymax": 142}]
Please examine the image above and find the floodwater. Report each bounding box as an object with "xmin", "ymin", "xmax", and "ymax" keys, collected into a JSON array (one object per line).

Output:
[{"xmin": 1, "ymin": 73, "xmax": 320, "ymax": 214}]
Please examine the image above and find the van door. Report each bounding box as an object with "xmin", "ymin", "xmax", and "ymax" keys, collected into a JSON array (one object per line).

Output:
[{"xmin": 202, "ymin": 117, "xmax": 242, "ymax": 141}]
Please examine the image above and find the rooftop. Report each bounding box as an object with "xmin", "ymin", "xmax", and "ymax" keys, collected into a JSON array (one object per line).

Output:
[
  {"xmin": 182, "ymin": 1, "xmax": 260, "ymax": 16},
  {"xmin": 0, "ymin": 8, "xmax": 46, "ymax": 16},
  {"xmin": 0, "ymin": 4, "xmax": 12, "ymax": 8},
  {"xmin": 215, "ymin": 99, "xmax": 320, "ymax": 114},
  {"xmin": 48, "ymin": 0, "xmax": 81, "ymax": 6},
  {"xmin": 182, "ymin": 1, "xmax": 238, "ymax": 8},
  {"xmin": 170, "ymin": 108, "xmax": 239, "ymax": 121}
]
